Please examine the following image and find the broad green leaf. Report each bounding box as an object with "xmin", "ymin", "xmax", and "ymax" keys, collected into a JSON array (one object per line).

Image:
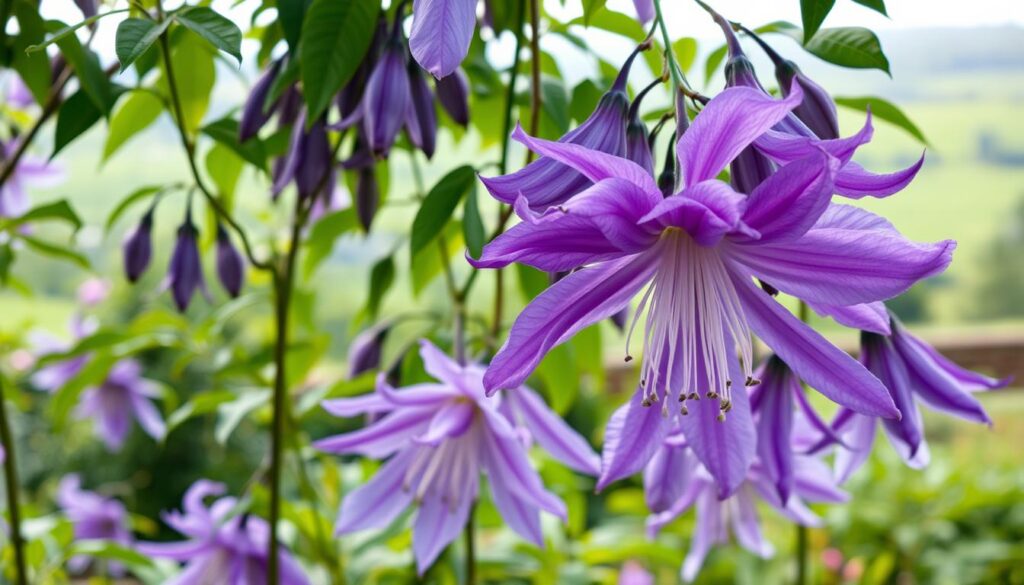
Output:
[
  {"xmin": 582, "ymin": 0, "xmax": 607, "ymax": 26},
  {"xmin": 410, "ymin": 165, "xmax": 476, "ymax": 257},
  {"xmin": 852, "ymin": 0, "xmax": 887, "ymax": 16},
  {"xmin": 16, "ymin": 200, "xmax": 82, "ymax": 232},
  {"xmin": 0, "ymin": 244, "xmax": 13, "ymax": 285},
  {"xmin": 411, "ymin": 220, "xmax": 463, "ymax": 296},
  {"xmin": 569, "ymin": 79, "xmax": 602, "ymax": 124},
  {"xmin": 51, "ymin": 22, "xmax": 115, "ymax": 114},
  {"xmin": 163, "ymin": 31, "xmax": 216, "ymax": 133},
  {"xmin": 462, "ymin": 184, "xmax": 484, "ymax": 259},
  {"xmin": 26, "ymin": 9, "xmax": 130, "ymax": 53},
  {"xmin": 784, "ymin": 26, "xmax": 891, "ymax": 75},
  {"xmin": 540, "ymin": 76, "xmax": 570, "ymax": 135},
  {"xmin": 302, "ymin": 209, "xmax": 358, "ymax": 278},
  {"xmin": 536, "ymin": 343, "xmax": 577, "ymax": 414},
  {"xmin": 299, "ymin": 0, "xmax": 381, "ymax": 121},
  {"xmin": 672, "ymin": 37, "xmax": 699, "ymax": 74},
  {"xmin": 115, "ymin": 17, "xmax": 171, "ymax": 72},
  {"xmin": 103, "ymin": 89, "xmax": 163, "ymax": 161},
  {"xmin": 277, "ymin": 0, "xmax": 310, "ymax": 52},
  {"xmin": 201, "ymin": 117, "xmax": 268, "ymax": 170},
  {"xmin": 704, "ymin": 44, "xmax": 727, "ymax": 85},
  {"xmin": 834, "ymin": 95, "xmax": 928, "ymax": 145},
  {"xmin": 19, "ymin": 235, "xmax": 89, "ymax": 267},
  {"xmin": 205, "ymin": 143, "xmax": 244, "ymax": 202},
  {"xmin": 516, "ymin": 264, "xmax": 548, "ymax": 300},
  {"xmin": 12, "ymin": 1, "xmax": 51, "ymax": 104},
  {"xmin": 105, "ymin": 186, "xmax": 163, "ymax": 231},
  {"xmin": 166, "ymin": 389, "xmax": 237, "ymax": 433},
  {"xmin": 560, "ymin": 10, "xmax": 663, "ymax": 78},
  {"xmin": 67, "ymin": 540, "xmax": 154, "ymax": 569},
  {"xmin": 176, "ymin": 7, "xmax": 242, "ymax": 64},
  {"xmin": 216, "ymin": 389, "xmax": 270, "ymax": 444},
  {"xmin": 53, "ymin": 88, "xmax": 107, "ymax": 157},
  {"xmin": 801, "ymin": 0, "xmax": 836, "ymax": 43},
  {"xmin": 364, "ymin": 255, "xmax": 395, "ymax": 319}
]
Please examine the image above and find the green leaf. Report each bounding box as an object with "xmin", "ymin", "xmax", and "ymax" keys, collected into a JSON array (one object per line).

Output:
[
  {"xmin": 50, "ymin": 353, "xmax": 116, "ymax": 426},
  {"xmin": 18, "ymin": 200, "xmax": 83, "ymax": 232},
  {"xmin": 216, "ymin": 390, "xmax": 270, "ymax": 444},
  {"xmin": 18, "ymin": 235, "xmax": 89, "ymax": 267},
  {"xmin": 536, "ymin": 343, "xmax": 577, "ymax": 414},
  {"xmin": 165, "ymin": 389, "xmax": 236, "ymax": 434},
  {"xmin": 26, "ymin": 9, "xmax": 130, "ymax": 53},
  {"xmin": 704, "ymin": 44, "xmax": 727, "ymax": 85},
  {"xmin": 303, "ymin": 209, "xmax": 358, "ymax": 278},
  {"xmin": 364, "ymin": 255, "xmax": 395, "ymax": 319},
  {"xmin": 201, "ymin": 117, "xmax": 268, "ymax": 170},
  {"xmin": 176, "ymin": 7, "xmax": 242, "ymax": 64},
  {"xmin": 0, "ymin": 244, "xmax": 13, "ymax": 285},
  {"xmin": 462, "ymin": 184, "xmax": 484, "ymax": 259},
  {"xmin": 834, "ymin": 95, "xmax": 928, "ymax": 145},
  {"xmin": 105, "ymin": 185, "xmax": 163, "ymax": 231},
  {"xmin": 540, "ymin": 76, "xmax": 570, "ymax": 135},
  {"xmin": 851, "ymin": 0, "xmax": 887, "ymax": 16},
  {"xmin": 672, "ymin": 37, "xmax": 698, "ymax": 74},
  {"xmin": 114, "ymin": 17, "xmax": 171, "ymax": 72},
  {"xmin": 801, "ymin": 0, "xmax": 836, "ymax": 43},
  {"xmin": 410, "ymin": 166, "xmax": 476, "ymax": 257},
  {"xmin": 51, "ymin": 21, "xmax": 115, "ymax": 114},
  {"xmin": 277, "ymin": 0, "xmax": 310, "ymax": 52},
  {"xmin": 516, "ymin": 264, "xmax": 548, "ymax": 300},
  {"xmin": 299, "ymin": 0, "xmax": 381, "ymax": 121},
  {"xmin": 411, "ymin": 221, "xmax": 463, "ymax": 296},
  {"xmin": 786, "ymin": 26, "xmax": 891, "ymax": 75},
  {"xmin": 67, "ymin": 540, "xmax": 154, "ymax": 569},
  {"xmin": 582, "ymin": 0, "xmax": 607, "ymax": 26},
  {"xmin": 103, "ymin": 89, "xmax": 163, "ymax": 161},
  {"xmin": 569, "ymin": 79, "xmax": 602, "ymax": 124},
  {"xmin": 205, "ymin": 143, "xmax": 244, "ymax": 202},
  {"xmin": 163, "ymin": 31, "xmax": 216, "ymax": 132},
  {"xmin": 52, "ymin": 88, "xmax": 108, "ymax": 157},
  {"xmin": 11, "ymin": 1, "xmax": 51, "ymax": 104}
]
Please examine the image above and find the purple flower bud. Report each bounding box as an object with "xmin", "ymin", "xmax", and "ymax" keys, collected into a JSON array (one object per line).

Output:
[
  {"xmin": 405, "ymin": 58, "xmax": 438, "ymax": 159},
  {"xmin": 363, "ymin": 37, "xmax": 410, "ymax": 158},
  {"xmin": 122, "ymin": 208, "xmax": 153, "ymax": 283},
  {"xmin": 625, "ymin": 78, "xmax": 662, "ymax": 176},
  {"xmin": 347, "ymin": 322, "xmax": 391, "ymax": 379},
  {"xmin": 167, "ymin": 209, "xmax": 204, "ymax": 312},
  {"xmin": 730, "ymin": 146, "xmax": 775, "ymax": 195},
  {"xmin": 239, "ymin": 58, "xmax": 283, "ymax": 143},
  {"xmin": 215, "ymin": 225, "xmax": 244, "ymax": 298},
  {"xmin": 657, "ymin": 131, "xmax": 676, "ymax": 197},
  {"xmin": 273, "ymin": 112, "xmax": 332, "ymax": 200},
  {"xmin": 356, "ymin": 164, "xmax": 379, "ymax": 232},
  {"xmin": 73, "ymin": 0, "xmax": 97, "ymax": 19},
  {"xmin": 337, "ymin": 18, "xmax": 387, "ymax": 120},
  {"xmin": 435, "ymin": 67, "xmax": 470, "ymax": 127}
]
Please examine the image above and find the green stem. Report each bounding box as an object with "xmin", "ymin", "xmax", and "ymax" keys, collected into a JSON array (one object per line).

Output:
[
  {"xmin": 0, "ymin": 376, "xmax": 28, "ymax": 585},
  {"xmin": 464, "ymin": 507, "xmax": 477, "ymax": 585},
  {"xmin": 796, "ymin": 299, "xmax": 810, "ymax": 585},
  {"xmin": 652, "ymin": 0, "xmax": 689, "ymax": 92},
  {"xmin": 291, "ymin": 441, "xmax": 345, "ymax": 585}
]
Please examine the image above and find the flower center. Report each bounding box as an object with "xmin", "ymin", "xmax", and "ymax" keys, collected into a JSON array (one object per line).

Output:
[
  {"xmin": 625, "ymin": 229, "xmax": 755, "ymax": 420},
  {"xmin": 402, "ymin": 422, "xmax": 479, "ymax": 510}
]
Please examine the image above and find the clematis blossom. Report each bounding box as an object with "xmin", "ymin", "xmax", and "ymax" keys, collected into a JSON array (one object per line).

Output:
[
  {"xmin": 646, "ymin": 438, "xmax": 847, "ymax": 582},
  {"xmin": 833, "ymin": 314, "xmax": 1009, "ymax": 482},
  {"xmin": 138, "ymin": 480, "xmax": 309, "ymax": 585},
  {"xmin": 314, "ymin": 339, "xmax": 599, "ymax": 574},
  {"xmin": 57, "ymin": 474, "xmax": 133, "ymax": 575},
  {"xmin": 75, "ymin": 359, "xmax": 166, "ymax": 451},
  {"xmin": 472, "ymin": 85, "xmax": 955, "ymax": 496},
  {"xmin": 0, "ymin": 140, "xmax": 65, "ymax": 217}
]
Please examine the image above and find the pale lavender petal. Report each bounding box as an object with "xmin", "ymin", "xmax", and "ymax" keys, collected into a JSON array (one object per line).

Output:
[
  {"xmin": 130, "ymin": 392, "xmax": 166, "ymax": 440},
  {"xmin": 900, "ymin": 329, "xmax": 1011, "ymax": 392},
  {"xmin": 739, "ymin": 150, "xmax": 838, "ymax": 243},
  {"xmin": 336, "ymin": 449, "xmax": 416, "ymax": 533},
  {"xmin": 676, "ymin": 84, "xmax": 803, "ymax": 187},
  {"xmin": 632, "ymin": 0, "xmax": 655, "ymax": 22},
  {"xmin": 506, "ymin": 386, "xmax": 600, "ymax": 474},
  {"xmin": 489, "ymin": 476, "xmax": 543, "ymax": 546},
  {"xmin": 639, "ymin": 181, "xmax": 752, "ymax": 246},
  {"xmin": 321, "ymin": 393, "xmax": 393, "ymax": 417},
  {"xmin": 792, "ymin": 457, "xmax": 848, "ymax": 504},
  {"xmin": 807, "ymin": 301, "xmax": 891, "ymax": 335},
  {"xmin": 681, "ymin": 489, "xmax": 723, "ymax": 583},
  {"xmin": 834, "ymin": 410, "xmax": 875, "ymax": 484},
  {"xmin": 480, "ymin": 410, "xmax": 566, "ymax": 518},
  {"xmin": 755, "ymin": 111, "xmax": 872, "ymax": 167},
  {"xmin": 412, "ymin": 493, "xmax": 472, "ymax": 575},
  {"xmin": 643, "ymin": 442, "xmax": 694, "ymax": 514},
  {"xmin": 409, "ymin": 0, "xmax": 477, "ymax": 79},
  {"xmin": 417, "ymin": 339, "xmax": 465, "ymax": 389},
  {"xmin": 730, "ymin": 487, "xmax": 773, "ymax": 558},
  {"xmin": 415, "ymin": 400, "xmax": 476, "ymax": 445},
  {"xmin": 598, "ymin": 390, "xmax": 669, "ymax": 491},
  {"xmin": 485, "ymin": 250, "xmax": 658, "ymax": 393},
  {"xmin": 313, "ymin": 408, "xmax": 433, "ymax": 457},
  {"xmin": 728, "ymin": 269, "xmax": 899, "ymax": 418},
  {"xmin": 813, "ymin": 203, "xmax": 897, "ymax": 232}
]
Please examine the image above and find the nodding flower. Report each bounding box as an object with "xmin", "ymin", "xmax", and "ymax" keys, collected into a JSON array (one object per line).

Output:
[
  {"xmin": 215, "ymin": 224, "xmax": 245, "ymax": 298},
  {"xmin": 123, "ymin": 205, "xmax": 154, "ymax": 283},
  {"xmin": 363, "ymin": 22, "xmax": 411, "ymax": 158},
  {"xmin": 167, "ymin": 205, "xmax": 205, "ymax": 312},
  {"xmin": 435, "ymin": 67, "xmax": 470, "ymax": 127}
]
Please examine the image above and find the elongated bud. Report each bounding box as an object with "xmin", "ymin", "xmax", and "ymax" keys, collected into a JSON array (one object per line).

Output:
[
  {"xmin": 625, "ymin": 78, "xmax": 662, "ymax": 175},
  {"xmin": 435, "ymin": 67, "xmax": 470, "ymax": 126},
  {"xmin": 658, "ymin": 131, "xmax": 677, "ymax": 197},
  {"xmin": 239, "ymin": 58, "xmax": 283, "ymax": 143},
  {"xmin": 406, "ymin": 57, "xmax": 438, "ymax": 158},
  {"xmin": 364, "ymin": 35, "xmax": 410, "ymax": 158},
  {"xmin": 167, "ymin": 208, "xmax": 204, "ymax": 312},
  {"xmin": 348, "ymin": 322, "xmax": 392, "ymax": 379},
  {"xmin": 215, "ymin": 224, "xmax": 244, "ymax": 298},
  {"xmin": 123, "ymin": 208, "xmax": 154, "ymax": 283},
  {"xmin": 356, "ymin": 164, "xmax": 379, "ymax": 232},
  {"xmin": 632, "ymin": 0, "xmax": 655, "ymax": 23},
  {"xmin": 73, "ymin": 0, "xmax": 97, "ymax": 18},
  {"xmin": 296, "ymin": 116, "xmax": 331, "ymax": 200},
  {"xmin": 730, "ymin": 147, "xmax": 775, "ymax": 194}
]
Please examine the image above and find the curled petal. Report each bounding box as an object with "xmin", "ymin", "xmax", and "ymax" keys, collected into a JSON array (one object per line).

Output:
[
  {"xmin": 834, "ymin": 156, "xmax": 925, "ymax": 199},
  {"xmin": 807, "ymin": 301, "xmax": 891, "ymax": 335},
  {"xmin": 507, "ymin": 386, "xmax": 600, "ymax": 475},
  {"xmin": 639, "ymin": 181, "xmax": 753, "ymax": 246},
  {"xmin": 740, "ymin": 150, "xmax": 838, "ymax": 243}
]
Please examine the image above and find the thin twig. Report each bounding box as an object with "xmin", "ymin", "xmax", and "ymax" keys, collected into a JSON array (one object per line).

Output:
[{"xmin": 0, "ymin": 375, "xmax": 28, "ymax": 585}]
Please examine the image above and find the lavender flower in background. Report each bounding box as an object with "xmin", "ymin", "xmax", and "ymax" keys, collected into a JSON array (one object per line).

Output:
[
  {"xmin": 167, "ymin": 207, "xmax": 205, "ymax": 312},
  {"xmin": 347, "ymin": 322, "xmax": 392, "ymax": 379},
  {"xmin": 138, "ymin": 480, "xmax": 310, "ymax": 585},
  {"xmin": 619, "ymin": 560, "xmax": 654, "ymax": 585},
  {"xmin": 3, "ymin": 74, "xmax": 35, "ymax": 109},
  {"xmin": 57, "ymin": 474, "xmax": 133, "ymax": 575},
  {"xmin": 435, "ymin": 67, "xmax": 470, "ymax": 127},
  {"xmin": 29, "ymin": 315, "xmax": 96, "ymax": 393},
  {"xmin": 215, "ymin": 225, "xmax": 245, "ymax": 298},
  {"xmin": 479, "ymin": 46, "xmax": 642, "ymax": 212},
  {"xmin": 273, "ymin": 112, "xmax": 333, "ymax": 201},
  {"xmin": 355, "ymin": 163, "xmax": 379, "ymax": 232},
  {"xmin": 76, "ymin": 359, "xmax": 166, "ymax": 451},
  {"xmin": 77, "ymin": 277, "xmax": 111, "ymax": 308},
  {"xmin": 123, "ymin": 206, "xmax": 154, "ymax": 283},
  {"xmin": 473, "ymin": 86, "xmax": 953, "ymax": 495},
  {"xmin": 834, "ymin": 314, "xmax": 1009, "ymax": 482},
  {"xmin": 315, "ymin": 339, "xmax": 599, "ymax": 574},
  {"xmin": 0, "ymin": 140, "xmax": 65, "ymax": 217},
  {"xmin": 645, "ymin": 438, "xmax": 847, "ymax": 582},
  {"xmin": 632, "ymin": 0, "xmax": 655, "ymax": 24}
]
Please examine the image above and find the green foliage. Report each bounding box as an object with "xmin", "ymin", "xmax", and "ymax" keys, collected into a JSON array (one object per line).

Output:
[
  {"xmin": 114, "ymin": 18, "xmax": 171, "ymax": 72},
  {"xmin": 410, "ymin": 165, "xmax": 476, "ymax": 258},
  {"xmin": 175, "ymin": 7, "xmax": 243, "ymax": 64}
]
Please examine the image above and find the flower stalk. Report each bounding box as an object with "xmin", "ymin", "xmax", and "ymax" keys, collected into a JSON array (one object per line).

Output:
[{"xmin": 0, "ymin": 375, "xmax": 28, "ymax": 585}]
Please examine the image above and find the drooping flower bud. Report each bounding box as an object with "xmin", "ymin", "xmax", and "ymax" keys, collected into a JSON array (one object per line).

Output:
[
  {"xmin": 347, "ymin": 322, "xmax": 392, "ymax": 379},
  {"xmin": 657, "ymin": 130, "xmax": 677, "ymax": 197},
  {"xmin": 239, "ymin": 58, "xmax": 283, "ymax": 143},
  {"xmin": 356, "ymin": 164, "xmax": 379, "ymax": 232},
  {"xmin": 73, "ymin": 0, "xmax": 97, "ymax": 19},
  {"xmin": 632, "ymin": 0, "xmax": 655, "ymax": 23},
  {"xmin": 123, "ymin": 207, "xmax": 154, "ymax": 283},
  {"xmin": 363, "ymin": 27, "xmax": 410, "ymax": 158},
  {"xmin": 215, "ymin": 224, "xmax": 244, "ymax": 298},
  {"xmin": 273, "ymin": 112, "xmax": 332, "ymax": 200},
  {"xmin": 167, "ymin": 207, "xmax": 204, "ymax": 312},
  {"xmin": 625, "ymin": 78, "xmax": 663, "ymax": 176},
  {"xmin": 435, "ymin": 67, "xmax": 470, "ymax": 127},
  {"xmin": 405, "ymin": 57, "xmax": 438, "ymax": 159}
]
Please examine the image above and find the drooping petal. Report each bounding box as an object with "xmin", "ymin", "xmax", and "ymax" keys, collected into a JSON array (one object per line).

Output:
[
  {"xmin": 728, "ymin": 269, "xmax": 899, "ymax": 419},
  {"xmin": 676, "ymin": 84, "xmax": 803, "ymax": 187},
  {"xmin": 834, "ymin": 156, "xmax": 925, "ymax": 199},
  {"xmin": 729, "ymin": 487, "xmax": 774, "ymax": 558},
  {"xmin": 833, "ymin": 410, "xmax": 875, "ymax": 484},
  {"xmin": 639, "ymin": 180, "xmax": 752, "ymax": 246},
  {"xmin": 753, "ymin": 365, "xmax": 796, "ymax": 504},
  {"xmin": 598, "ymin": 390, "xmax": 669, "ymax": 491},
  {"xmin": 321, "ymin": 393, "xmax": 393, "ymax": 417},
  {"xmin": 755, "ymin": 111, "xmax": 872, "ymax": 167},
  {"xmin": 792, "ymin": 456, "xmax": 848, "ymax": 504},
  {"xmin": 643, "ymin": 441, "xmax": 694, "ymax": 513},
  {"xmin": 506, "ymin": 386, "xmax": 600, "ymax": 474},
  {"xmin": 414, "ymin": 400, "xmax": 476, "ymax": 445},
  {"xmin": 681, "ymin": 489, "xmax": 724, "ymax": 583},
  {"xmin": 409, "ymin": 0, "xmax": 477, "ymax": 79},
  {"xmin": 480, "ymin": 410, "xmax": 567, "ymax": 518},
  {"xmin": 489, "ymin": 477, "xmax": 544, "ymax": 546},
  {"xmin": 739, "ymin": 150, "xmax": 838, "ymax": 243},
  {"xmin": 416, "ymin": 339, "xmax": 466, "ymax": 389},
  {"xmin": 412, "ymin": 492, "xmax": 472, "ymax": 575},
  {"xmin": 129, "ymin": 391, "xmax": 166, "ymax": 440},
  {"xmin": 898, "ymin": 326, "xmax": 1011, "ymax": 392},
  {"xmin": 312, "ymin": 408, "xmax": 433, "ymax": 457},
  {"xmin": 807, "ymin": 301, "xmax": 891, "ymax": 335},
  {"xmin": 471, "ymin": 178, "xmax": 659, "ymax": 271},
  {"xmin": 862, "ymin": 333, "xmax": 926, "ymax": 459},
  {"xmin": 485, "ymin": 250, "xmax": 658, "ymax": 393},
  {"xmin": 336, "ymin": 449, "xmax": 416, "ymax": 534},
  {"xmin": 730, "ymin": 229, "xmax": 955, "ymax": 306}
]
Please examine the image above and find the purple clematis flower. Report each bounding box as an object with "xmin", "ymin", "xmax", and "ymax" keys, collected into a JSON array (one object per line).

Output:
[
  {"xmin": 479, "ymin": 47, "xmax": 643, "ymax": 212},
  {"xmin": 138, "ymin": 480, "xmax": 310, "ymax": 585},
  {"xmin": 314, "ymin": 339, "xmax": 599, "ymax": 574},
  {"xmin": 347, "ymin": 322, "xmax": 392, "ymax": 380},
  {"xmin": 0, "ymin": 140, "xmax": 65, "ymax": 217},
  {"xmin": 29, "ymin": 315, "xmax": 96, "ymax": 393},
  {"xmin": 632, "ymin": 0, "xmax": 655, "ymax": 23},
  {"xmin": 646, "ymin": 437, "xmax": 847, "ymax": 582},
  {"xmin": 57, "ymin": 474, "xmax": 133, "ymax": 575},
  {"xmin": 76, "ymin": 359, "xmax": 166, "ymax": 451},
  {"xmin": 472, "ymin": 85, "xmax": 955, "ymax": 496},
  {"xmin": 239, "ymin": 58, "xmax": 285, "ymax": 143},
  {"xmin": 833, "ymin": 314, "xmax": 1009, "ymax": 482},
  {"xmin": 123, "ymin": 204, "xmax": 155, "ymax": 283}
]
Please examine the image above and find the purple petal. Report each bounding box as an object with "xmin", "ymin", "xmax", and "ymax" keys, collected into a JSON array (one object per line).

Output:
[
  {"xmin": 639, "ymin": 181, "xmax": 752, "ymax": 246},
  {"xmin": 489, "ymin": 476, "xmax": 544, "ymax": 546},
  {"xmin": 336, "ymin": 449, "xmax": 416, "ymax": 533},
  {"xmin": 321, "ymin": 393, "xmax": 393, "ymax": 417},
  {"xmin": 676, "ymin": 84, "xmax": 803, "ymax": 187},
  {"xmin": 413, "ymin": 493, "xmax": 473, "ymax": 575},
  {"xmin": 480, "ymin": 410, "xmax": 566, "ymax": 518},
  {"xmin": 506, "ymin": 386, "xmax": 600, "ymax": 475},
  {"xmin": 414, "ymin": 400, "xmax": 475, "ymax": 445},
  {"xmin": 834, "ymin": 155, "xmax": 925, "ymax": 199},
  {"xmin": 632, "ymin": 0, "xmax": 655, "ymax": 22},
  {"xmin": 364, "ymin": 43, "xmax": 410, "ymax": 157},
  {"xmin": 129, "ymin": 391, "xmax": 166, "ymax": 440},
  {"xmin": 755, "ymin": 110, "xmax": 872, "ymax": 167},
  {"xmin": 597, "ymin": 390, "xmax": 669, "ymax": 491},
  {"xmin": 313, "ymin": 408, "xmax": 432, "ymax": 457},
  {"xmin": 727, "ymin": 269, "xmax": 900, "ymax": 418},
  {"xmin": 753, "ymin": 368, "xmax": 796, "ymax": 503},
  {"xmin": 899, "ymin": 327, "xmax": 1010, "ymax": 392},
  {"xmin": 681, "ymin": 489, "xmax": 724, "ymax": 582},
  {"xmin": 861, "ymin": 334, "xmax": 926, "ymax": 460},
  {"xmin": 739, "ymin": 150, "xmax": 838, "ymax": 243},
  {"xmin": 814, "ymin": 203, "xmax": 897, "ymax": 232},
  {"xmin": 730, "ymin": 487, "xmax": 773, "ymax": 558},
  {"xmin": 643, "ymin": 442, "xmax": 694, "ymax": 514},
  {"xmin": 409, "ymin": 0, "xmax": 477, "ymax": 79},
  {"xmin": 792, "ymin": 456, "xmax": 848, "ymax": 504},
  {"xmin": 417, "ymin": 339, "xmax": 466, "ymax": 389},
  {"xmin": 485, "ymin": 251, "xmax": 658, "ymax": 393},
  {"xmin": 807, "ymin": 301, "xmax": 892, "ymax": 335},
  {"xmin": 834, "ymin": 410, "xmax": 876, "ymax": 484}
]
